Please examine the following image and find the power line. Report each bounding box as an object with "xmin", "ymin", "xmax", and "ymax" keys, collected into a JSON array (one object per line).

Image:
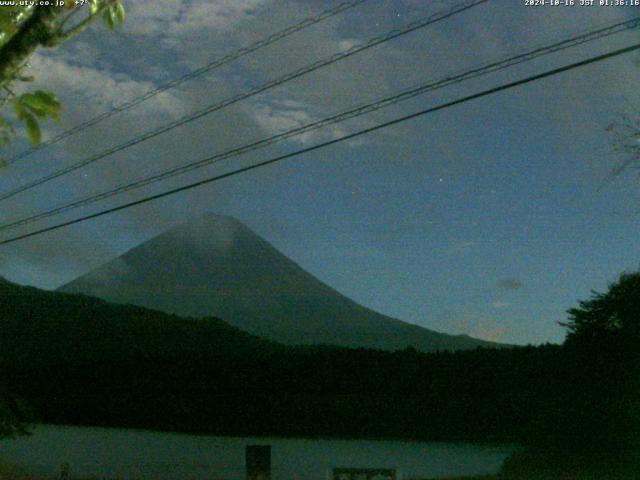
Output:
[
  {"xmin": 1, "ymin": 17, "xmax": 637, "ymax": 232},
  {"xmin": 6, "ymin": 0, "xmax": 371, "ymax": 164},
  {"xmin": 0, "ymin": 0, "xmax": 489, "ymax": 203},
  {"xmin": 0, "ymin": 17, "xmax": 640, "ymax": 234},
  {"xmin": 1, "ymin": 42, "xmax": 637, "ymax": 247}
]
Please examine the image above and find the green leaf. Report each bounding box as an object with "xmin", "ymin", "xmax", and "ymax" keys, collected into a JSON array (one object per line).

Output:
[
  {"xmin": 20, "ymin": 94, "xmax": 48, "ymax": 118},
  {"xmin": 88, "ymin": 0, "xmax": 100, "ymax": 15},
  {"xmin": 0, "ymin": 116, "xmax": 15, "ymax": 148},
  {"xmin": 22, "ymin": 112, "xmax": 41, "ymax": 146},
  {"xmin": 33, "ymin": 90, "xmax": 60, "ymax": 110},
  {"xmin": 102, "ymin": 7, "xmax": 115, "ymax": 30},
  {"xmin": 18, "ymin": 91, "xmax": 61, "ymax": 120},
  {"xmin": 12, "ymin": 98, "xmax": 25, "ymax": 121},
  {"xmin": 0, "ymin": 14, "xmax": 15, "ymax": 30},
  {"xmin": 33, "ymin": 90, "xmax": 61, "ymax": 111},
  {"xmin": 115, "ymin": 2, "xmax": 125, "ymax": 24}
]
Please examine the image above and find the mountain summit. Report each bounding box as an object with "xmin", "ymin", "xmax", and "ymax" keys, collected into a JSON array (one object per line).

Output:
[{"xmin": 59, "ymin": 213, "xmax": 499, "ymax": 351}]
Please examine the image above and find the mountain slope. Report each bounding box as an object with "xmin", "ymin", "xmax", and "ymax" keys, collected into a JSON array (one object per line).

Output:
[
  {"xmin": 59, "ymin": 213, "xmax": 501, "ymax": 352},
  {"xmin": 0, "ymin": 276, "xmax": 274, "ymax": 367}
]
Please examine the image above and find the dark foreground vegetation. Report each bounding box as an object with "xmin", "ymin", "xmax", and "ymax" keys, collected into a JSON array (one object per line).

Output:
[{"xmin": 1, "ymin": 272, "xmax": 638, "ymax": 478}]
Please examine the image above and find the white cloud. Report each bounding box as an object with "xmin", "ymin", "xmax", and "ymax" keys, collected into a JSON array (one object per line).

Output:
[
  {"xmin": 338, "ymin": 39, "xmax": 360, "ymax": 51},
  {"xmin": 2, "ymin": 0, "xmax": 637, "ymax": 303},
  {"xmin": 127, "ymin": 0, "xmax": 270, "ymax": 38},
  {"xmin": 249, "ymin": 99, "xmax": 350, "ymax": 146},
  {"xmin": 124, "ymin": 0, "xmax": 181, "ymax": 37},
  {"xmin": 177, "ymin": 0, "xmax": 267, "ymax": 32},
  {"xmin": 23, "ymin": 51, "xmax": 184, "ymax": 121}
]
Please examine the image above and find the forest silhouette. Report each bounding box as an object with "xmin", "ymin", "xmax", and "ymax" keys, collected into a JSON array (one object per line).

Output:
[{"xmin": 1, "ymin": 272, "xmax": 638, "ymax": 477}]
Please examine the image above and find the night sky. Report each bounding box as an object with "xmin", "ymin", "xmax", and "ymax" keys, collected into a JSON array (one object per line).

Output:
[{"xmin": 0, "ymin": 0, "xmax": 638, "ymax": 345}]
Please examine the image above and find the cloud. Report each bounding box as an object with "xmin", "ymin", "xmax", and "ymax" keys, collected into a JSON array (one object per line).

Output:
[
  {"xmin": 492, "ymin": 301, "xmax": 509, "ymax": 309},
  {"xmin": 0, "ymin": 12, "xmax": 270, "ymax": 287},
  {"xmin": 470, "ymin": 325, "xmax": 507, "ymax": 343},
  {"xmin": 248, "ymin": 98, "xmax": 353, "ymax": 146},
  {"xmin": 443, "ymin": 241, "xmax": 476, "ymax": 256},
  {"xmin": 0, "ymin": 0, "xmax": 635, "ymax": 300},
  {"xmin": 449, "ymin": 307, "xmax": 510, "ymax": 343},
  {"xmin": 126, "ymin": 0, "xmax": 270, "ymax": 38},
  {"xmin": 497, "ymin": 278, "xmax": 524, "ymax": 290},
  {"xmin": 338, "ymin": 39, "xmax": 360, "ymax": 51},
  {"xmin": 176, "ymin": 0, "xmax": 268, "ymax": 33},
  {"xmin": 50, "ymin": 62, "xmax": 154, "ymax": 110},
  {"xmin": 21, "ymin": 49, "xmax": 185, "ymax": 132}
]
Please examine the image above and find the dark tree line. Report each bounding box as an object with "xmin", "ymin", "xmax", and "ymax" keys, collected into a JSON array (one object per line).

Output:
[{"xmin": 1, "ymin": 271, "xmax": 638, "ymax": 477}]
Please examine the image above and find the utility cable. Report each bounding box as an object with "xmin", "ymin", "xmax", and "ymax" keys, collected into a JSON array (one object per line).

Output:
[
  {"xmin": 5, "ymin": 0, "xmax": 371, "ymax": 164},
  {"xmin": 0, "ymin": 42, "xmax": 637, "ymax": 246},
  {"xmin": 0, "ymin": 0, "xmax": 489, "ymax": 202},
  {"xmin": 0, "ymin": 17, "xmax": 636, "ymax": 231}
]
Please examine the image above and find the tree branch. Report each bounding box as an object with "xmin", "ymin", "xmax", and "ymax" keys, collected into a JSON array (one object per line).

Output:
[
  {"xmin": 52, "ymin": 2, "xmax": 114, "ymax": 45},
  {"xmin": 0, "ymin": 6, "xmax": 63, "ymax": 84},
  {"xmin": 0, "ymin": 6, "xmax": 35, "ymax": 46}
]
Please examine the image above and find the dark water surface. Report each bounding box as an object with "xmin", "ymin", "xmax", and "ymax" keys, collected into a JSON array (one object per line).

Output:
[{"xmin": 0, "ymin": 425, "xmax": 516, "ymax": 479}]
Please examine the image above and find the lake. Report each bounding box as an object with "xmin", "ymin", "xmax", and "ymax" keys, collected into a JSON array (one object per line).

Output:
[{"xmin": 0, "ymin": 425, "xmax": 516, "ymax": 480}]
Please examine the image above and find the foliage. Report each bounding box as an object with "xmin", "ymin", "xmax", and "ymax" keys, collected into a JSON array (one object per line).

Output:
[
  {"xmin": 490, "ymin": 273, "xmax": 640, "ymax": 479},
  {"xmin": 562, "ymin": 270, "xmax": 640, "ymax": 349},
  {"xmin": 0, "ymin": 457, "xmax": 32, "ymax": 480},
  {"xmin": 0, "ymin": 277, "xmax": 562, "ymax": 442},
  {"xmin": 0, "ymin": 1, "xmax": 125, "ymax": 153},
  {"xmin": 0, "ymin": 1, "xmax": 126, "ymax": 437},
  {"xmin": 0, "ymin": 272, "xmax": 637, "ymax": 462},
  {"xmin": 559, "ymin": 271, "xmax": 639, "ymax": 453},
  {"xmin": 11, "ymin": 90, "xmax": 61, "ymax": 146}
]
